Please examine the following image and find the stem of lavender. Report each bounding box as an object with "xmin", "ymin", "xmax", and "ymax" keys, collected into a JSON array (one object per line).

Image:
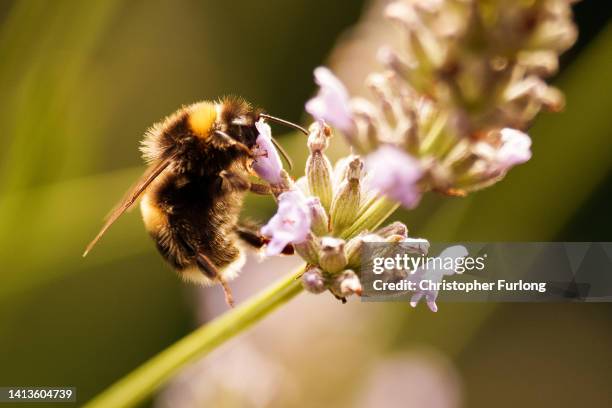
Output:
[{"xmin": 85, "ymin": 265, "xmax": 305, "ymax": 408}]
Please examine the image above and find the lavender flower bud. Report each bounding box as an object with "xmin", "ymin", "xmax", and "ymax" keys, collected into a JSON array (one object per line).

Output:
[
  {"xmin": 331, "ymin": 155, "xmax": 356, "ymax": 189},
  {"xmin": 307, "ymin": 121, "xmax": 331, "ymax": 151},
  {"xmin": 505, "ymin": 77, "xmax": 565, "ymax": 114},
  {"xmin": 318, "ymin": 237, "xmax": 347, "ymax": 274},
  {"xmin": 517, "ymin": 51, "xmax": 559, "ymax": 77},
  {"xmin": 470, "ymin": 128, "xmax": 532, "ymax": 183},
  {"xmin": 301, "ymin": 267, "xmax": 326, "ymax": 294},
  {"xmin": 375, "ymin": 221, "xmax": 409, "ymax": 239},
  {"xmin": 275, "ymin": 170, "xmax": 294, "ymax": 194},
  {"xmin": 345, "ymin": 233, "xmax": 382, "ymax": 269},
  {"xmin": 294, "ymin": 233, "xmax": 321, "ymax": 265},
  {"xmin": 330, "ymin": 157, "xmax": 362, "ymax": 234},
  {"xmin": 331, "ymin": 270, "xmax": 362, "ymax": 298},
  {"xmin": 402, "ymin": 237, "xmax": 430, "ymax": 256},
  {"xmin": 492, "ymin": 128, "xmax": 532, "ymax": 172},
  {"xmin": 350, "ymin": 97, "xmax": 381, "ymax": 152},
  {"xmin": 529, "ymin": 19, "xmax": 578, "ymax": 52},
  {"xmin": 306, "ymin": 197, "xmax": 329, "ymax": 236},
  {"xmin": 306, "ymin": 123, "xmax": 334, "ymax": 211}
]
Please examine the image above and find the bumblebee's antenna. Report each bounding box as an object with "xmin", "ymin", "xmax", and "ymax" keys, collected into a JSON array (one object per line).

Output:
[
  {"xmin": 270, "ymin": 137, "xmax": 293, "ymax": 170},
  {"xmin": 260, "ymin": 113, "xmax": 308, "ymax": 135}
]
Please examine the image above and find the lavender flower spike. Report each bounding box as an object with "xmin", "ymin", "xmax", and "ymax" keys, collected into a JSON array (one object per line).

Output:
[
  {"xmin": 261, "ymin": 190, "xmax": 312, "ymax": 256},
  {"xmin": 365, "ymin": 145, "xmax": 423, "ymax": 209},
  {"xmin": 305, "ymin": 67, "xmax": 354, "ymax": 134},
  {"xmin": 252, "ymin": 119, "xmax": 283, "ymax": 184}
]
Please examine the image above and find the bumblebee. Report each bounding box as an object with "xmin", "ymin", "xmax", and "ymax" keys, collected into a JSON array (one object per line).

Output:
[{"xmin": 84, "ymin": 97, "xmax": 305, "ymax": 305}]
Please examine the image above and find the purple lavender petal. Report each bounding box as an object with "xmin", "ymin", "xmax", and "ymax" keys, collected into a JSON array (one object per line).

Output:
[
  {"xmin": 495, "ymin": 128, "xmax": 532, "ymax": 171},
  {"xmin": 408, "ymin": 246, "xmax": 468, "ymax": 312},
  {"xmin": 365, "ymin": 145, "xmax": 423, "ymax": 209},
  {"xmin": 261, "ymin": 190, "xmax": 312, "ymax": 256},
  {"xmin": 305, "ymin": 67, "xmax": 354, "ymax": 133},
  {"xmin": 252, "ymin": 119, "xmax": 284, "ymax": 184}
]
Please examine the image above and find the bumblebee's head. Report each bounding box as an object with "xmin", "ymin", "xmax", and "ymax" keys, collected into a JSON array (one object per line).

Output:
[
  {"xmin": 218, "ymin": 97, "xmax": 261, "ymax": 148},
  {"xmin": 186, "ymin": 98, "xmax": 305, "ymax": 169},
  {"xmin": 185, "ymin": 98, "xmax": 257, "ymax": 149},
  {"xmin": 186, "ymin": 100, "xmax": 254, "ymax": 149}
]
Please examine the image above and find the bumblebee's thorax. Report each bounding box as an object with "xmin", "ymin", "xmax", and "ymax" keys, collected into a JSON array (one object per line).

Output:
[
  {"xmin": 140, "ymin": 97, "xmax": 261, "ymax": 176},
  {"xmin": 145, "ymin": 99, "xmax": 259, "ymax": 176}
]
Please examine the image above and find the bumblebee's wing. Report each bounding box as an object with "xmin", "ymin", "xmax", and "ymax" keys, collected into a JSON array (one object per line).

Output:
[{"xmin": 83, "ymin": 157, "xmax": 173, "ymax": 257}]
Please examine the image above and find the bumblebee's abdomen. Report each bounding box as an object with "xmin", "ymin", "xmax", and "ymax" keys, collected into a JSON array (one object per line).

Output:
[{"xmin": 140, "ymin": 171, "xmax": 246, "ymax": 285}]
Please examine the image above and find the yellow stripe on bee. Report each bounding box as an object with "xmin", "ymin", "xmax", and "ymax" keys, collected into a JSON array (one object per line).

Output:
[
  {"xmin": 140, "ymin": 192, "xmax": 166, "ymax": 232},
  {"xmin": 188, "ymin": 101, "xmax": 217, "ymax": 138}
]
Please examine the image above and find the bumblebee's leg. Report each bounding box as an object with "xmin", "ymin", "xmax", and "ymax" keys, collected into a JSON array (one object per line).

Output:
[
  {"xmin": 213, "ymin": 131, "xmax": 253, "ymax": 156},
  {"xmin": 177, "ymin": 233, "xmax": 235, "ymax": 307},
  {"xmin": 249, "ymin": 183, "xmax": 273, "ymax": 195},
  {"xmin": 194, "ymin": 252, "xmax": 235, "ymax": 307},
  {"xmin": 219, "ymin": 170, "xmax": 250, "ymax": 192},
  {"xmin": 150, "ymin": 228, "xmax": 235, "ymax": 305},
  {"xmin": 235, "ymin": 222, "xmax": 295, "ymax": 254},
  {"xmin": 235, "ymin": 223, "xmax": 266, "ymax": 249},
  {"xmin": 219, "ymin": 170, "xmax": 273, "ymax": 196}
]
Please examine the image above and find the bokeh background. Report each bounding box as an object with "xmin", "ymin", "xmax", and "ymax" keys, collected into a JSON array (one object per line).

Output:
[{"xmin": 1, "ymin": 0, "xmax": 611, "ymax": 406}]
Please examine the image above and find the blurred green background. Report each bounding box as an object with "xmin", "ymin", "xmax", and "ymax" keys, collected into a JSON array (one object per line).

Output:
[{"xmin": 0, "ymin": 0, "xmax": 611, "ymax": 406}]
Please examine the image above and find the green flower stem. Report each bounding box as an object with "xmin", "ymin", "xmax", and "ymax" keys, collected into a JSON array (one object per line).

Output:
[
  {"xmin": 85, "ymin": 266, "xmax": 305, "ymax": 408},
  {"xmin": 341, "ymin": 198, "xmax": 400, "ymax": 239}
]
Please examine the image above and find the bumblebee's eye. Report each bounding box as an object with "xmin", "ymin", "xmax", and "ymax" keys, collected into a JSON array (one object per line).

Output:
[{"xmin": 188, "ymin": 102, "xmax": 217, "ymax": 139}]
